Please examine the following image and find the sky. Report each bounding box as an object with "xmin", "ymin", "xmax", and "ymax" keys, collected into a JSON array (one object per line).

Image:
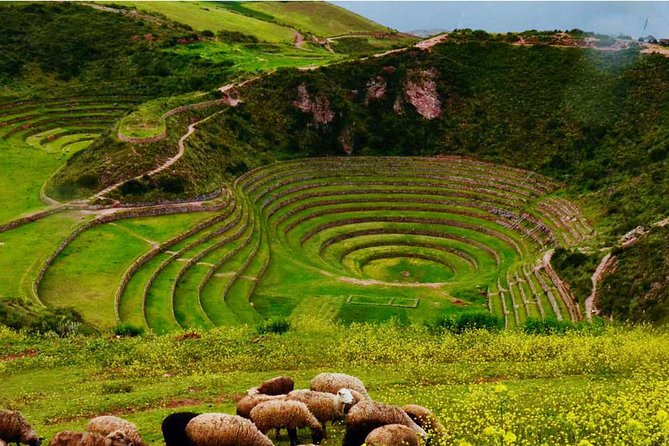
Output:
[{"xmin": 333, "ymin": 2, "xmax": 669, "ymax": 38}]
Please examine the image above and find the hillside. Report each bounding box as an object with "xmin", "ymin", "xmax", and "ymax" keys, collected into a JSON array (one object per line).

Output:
[
  {"xmin": 123, "ymin": 1, "xmax": 390, "ymax": 42},
  {"xmin": 51, "ymin": 40, "xmax": 669, "ymax": 234}
]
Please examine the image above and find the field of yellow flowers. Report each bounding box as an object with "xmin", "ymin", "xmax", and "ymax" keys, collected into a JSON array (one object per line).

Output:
[{"xmin": 1, "ymin": 318, "xmax": 668, "ymax": 445}]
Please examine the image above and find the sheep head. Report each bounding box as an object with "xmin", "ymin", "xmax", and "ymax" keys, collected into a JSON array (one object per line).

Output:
[{"xmin": 105, "ymin": 431, "xmax": 133, "ymax": 446}]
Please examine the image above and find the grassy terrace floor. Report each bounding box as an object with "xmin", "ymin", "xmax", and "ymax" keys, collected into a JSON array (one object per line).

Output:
[{"xmin": 1, "ymin": 322, "xmax": 668, "ymax": 446}]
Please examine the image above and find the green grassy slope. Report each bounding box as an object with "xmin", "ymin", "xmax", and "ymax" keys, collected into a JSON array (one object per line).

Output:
[
  {"xmin": 242, "ymin": 2, "xmax": 390, "ymax": 36},
  {"xmin": 123, "ymin": 1, "xmax": 295, "ymax": 43}
]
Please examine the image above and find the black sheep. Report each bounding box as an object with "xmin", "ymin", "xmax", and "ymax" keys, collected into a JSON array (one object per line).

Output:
[{"xmin": 161, "ymin": 412, "xmax": 199, "ymax": 446}]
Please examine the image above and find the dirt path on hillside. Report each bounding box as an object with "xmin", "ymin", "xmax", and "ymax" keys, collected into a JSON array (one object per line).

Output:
[
  {"xmin": 95, "ymin": 109, "xmax": 226, "ymax": 200},
  {"xmin": 84, "ymin": 3, "xmax": 164, "ymax": 25},
  {"xmin": 585, "ymin": 252, "xmax": 613, "ymax": 320}
]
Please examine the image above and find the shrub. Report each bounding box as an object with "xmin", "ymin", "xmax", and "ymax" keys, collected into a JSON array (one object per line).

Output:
[
  {"xmin": 255, "ymin": 317, "xmax": 291, "ymax": 335},
  {"xmin": 101, "ymin": 382, "xmax": 134, "ymax": 394},
  {"xmin": 113, "ymin": 323, "xmax": 144, "ymax": 337},
  {"xmin": 522, "ymin": 317, "xmax": 581, "ymax": 335},
  {"xmin": 427, "ymin": 312, "xmax": 503, "ymax": 334},
  {"xmin": 216, "ymin": 30, "xmax": 258, "ymax": 43},
  {"xmin": 0, "ymin": 297, "xmax": 94, "ymax": 336}
]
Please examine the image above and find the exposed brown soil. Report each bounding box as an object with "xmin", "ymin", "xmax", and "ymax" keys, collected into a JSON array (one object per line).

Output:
[{"xmin": 0, "ymin": 349, "xmax": 38, "ymax": 362}]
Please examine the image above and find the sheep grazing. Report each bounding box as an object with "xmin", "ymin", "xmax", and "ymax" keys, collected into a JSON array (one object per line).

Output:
[
  {"xmin": 185, "ymin": 413, "xmax": 272, "ymax": 446},
  {"xmin": 161, "ymin": 412, "xmax": 199, "ymax": 446},
  {"xmin": 48, "ymin": 431, "xmax": 133, "ymax": 446},
  {"xmin": 248, "ymin": 376, "xmax": 294, "ymax": 396},
  {"xmin": 286, "ymin": 389, "xmax": 354, "ymax": 438},
  {"xmin": 235, "ymin": 394, "xmax": 286, "ymax": 418},
  {"xmin": 0, "ymin": 410, "xmax": 42, "ymax": 446},
  {"xmin": 250, "ymin": 400, "xmax": 324, "ymax": 446},
  {"xmin": 310, "ymin": 373, "xmax": 369, "ymax": 400},
  {"xmin": 342, "ymin": 401, "xmax": 427, "ymax": 446},
  {"xmin": 87, "ymin": 417, "xmax": 145, "ymax": 446},
  {"xmin": 402, "ymin": 404, "xmax": 447, "ymax": 441},
  {"xmin": 365, "ymin": 424, "xmax": 420, "ymax": 446}
]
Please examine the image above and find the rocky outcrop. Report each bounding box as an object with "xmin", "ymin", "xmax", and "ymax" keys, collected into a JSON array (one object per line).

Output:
[
  {"xmin": 366, "ymin": 76, "xmax": 387, "ymax": 102},
  {"xmin": 294, "ymin": 84, "xmax": 335, "ymax": 124},
  {"xmin": 403, "ymin": 68, "xmax": 441, "ymax": 120}
]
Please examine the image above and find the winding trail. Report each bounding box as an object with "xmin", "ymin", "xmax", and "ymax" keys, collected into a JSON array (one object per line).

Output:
[
  {"xmin": 585, "ymin": 252, "xmax": 613, "ymax": 320},
  {"xmin": 94, "ymin": 109, "xmax": 226, "ymax": 200}
]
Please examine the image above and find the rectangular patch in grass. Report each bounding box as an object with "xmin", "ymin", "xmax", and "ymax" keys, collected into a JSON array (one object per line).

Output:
[{"xmin": 346, "ymin": 295, "xmax": 418, "ymax": 308}]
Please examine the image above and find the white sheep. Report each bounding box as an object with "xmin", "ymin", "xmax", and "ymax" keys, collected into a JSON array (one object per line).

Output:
[
  {"xmin": 185, "ymin": 413, "xmax": 272, "ymax": 446},
  {"xmin": 48, "ymin": 431, "xmax": 133, "ymax": 446},
  {"xmin": 87, "ymin": 416, "xmax": 144, "ymax": 446},
  {"xmin": 250, "ymin": 400, "xmax": 324, "ymax": 446},
  {"xmin": 310, "ymin": 373, "xmax": 370, "ymax": 399},
  {"xmin": 286, "ymin": 389, "xmax": 354, "ymax": 437},
  {"xmin": 0, "ymin": 410, "xmax": 42, "ymax": 446}
]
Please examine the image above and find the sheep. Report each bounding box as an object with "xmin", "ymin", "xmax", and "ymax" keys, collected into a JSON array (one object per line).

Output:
[
  {"xmin": 0, "ymin": 410, "xmax": 42, "ymax": 446},
  {"xmin": 310, "ymin": 373, "xmax": 369, "ymax": 400},
  {"xmin": 364, "ymin": 424, "xmax": 420, "ymax": 446},
  {"xmin": 342, "ymin": 401, "xmax": 427, "ymax": 446},
  {"xmin": 250, "ymin": 400, "xmax": 324, "ymax": 446},
  {"xmin": 235, "ymin": 394, "xmax": 286, "ymax": 418},
  {"xmin": 87, "ymin": 417, "xmax": 145, "ymax": 446},
  {"xmin": 286, "ymin": 389, "xmax": 354, "ymax": 438},
  {"xmin": 48, "ymin": 431, "xmax": 132, "ymax": 446},
  {"xmin": 161, "ymin": 412, "xmax": 199, "ymax": 446},
  {"xmin": 248, "ymin": 376, "xmax": 294, "ymax": 396},
  {"xmin": 402, "ymin": 404, "xmax": 447, "ymax": 441},
  {"xmin": 185, "ymin": 413, "xmax": 272, "ymax": 446}
]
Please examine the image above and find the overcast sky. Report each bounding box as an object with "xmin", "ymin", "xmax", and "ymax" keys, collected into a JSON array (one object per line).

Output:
[{"xmin": 333, "ymin": 2, "xmax": 669, "ymax": 38}]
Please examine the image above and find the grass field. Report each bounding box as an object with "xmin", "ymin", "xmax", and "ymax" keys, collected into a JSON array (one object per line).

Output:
[
  {"xmin": 38, "ymin": 213, "xmax": 215, "ymax": 328},
  {"xmin": 1, "ymin": 321, "xmax": 668, "ymax": 446}
]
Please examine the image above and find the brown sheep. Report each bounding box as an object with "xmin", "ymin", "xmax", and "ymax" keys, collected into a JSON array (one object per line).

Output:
[
  {"xmin": 365, "ymin": 424, "xmax": 420, "ymax": 446},
  {"xmin": 402, "ymin": 404, "xmax": 447, "ymax": 441},
  {"xmin": 235, "ymin": 394, "xmax": 286, "ymax": 418},
  {"xmin": 185, "ymin": 413, "xmax": 272, "ymax": 446},
  {"xmin": 250, "ymin": 400, "xmax": 324, "ymax": 446},
  {"xmin": 248, "ymin": 376, "xmax": 294, "ymax": 396},
  {"xmin": 0, "ymin": 410, "xmax": 42, "ymax": 446},
  {"xmin": 310, "ymin": 373, "xmax": 369, "ymax": 400},
  {"xmin": 342, "ymin": 401, "xmax": 426, "ymax": 446},
  {"xmin": 48, "ymin": 431, "xmax": 133, "ymax": 446},
  {"xmin": 286, "ymin": 389, "xmax": 354, "ymax": 438},
  {"xmin": 87, "ymin": 417, "xmax": 145, "ymax": 446}
]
